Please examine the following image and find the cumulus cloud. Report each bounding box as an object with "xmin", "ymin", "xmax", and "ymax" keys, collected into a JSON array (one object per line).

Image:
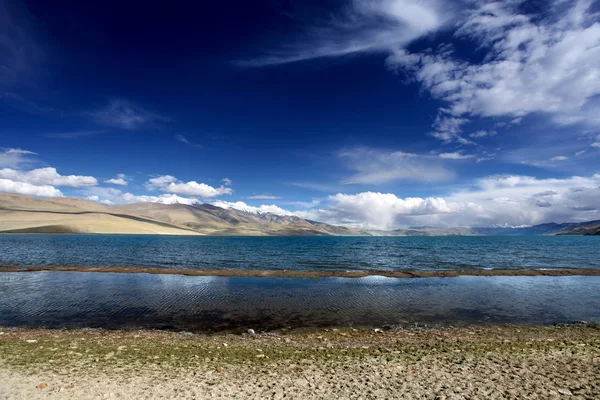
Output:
[
  {"xmin": 104, "ymin": 174, "xmax": 128, "ymax": 186},
  {"xmin": 89, "ymin": 99, "xmax": 168, "ymax": 130},
  {"xmin": 297, "ymin": 192, "xmax": 456, "ymax": 229},
  {"xmin": 296, "ymin": 174, "xmax": 600, "ymax": 228},
  {"xmin": 339, "ymin": 147, "xmax": 454, "ymax": 184},
  {"xmin": 143, "ymin": 174, "xmax": 232, "ymax": 198},
  {"xmin": 162, "ymin": 181, "xmax": 232, "ymax": 198},
  {"xmin": 222, "ymin": 177, "xmax": 232, "ymax": 186},
  {"xmin": 388, "ymin": 0, "xmax": 600, "ymax": 141},
  {"xmin": 144, "ymin": 175, "xmax": 177, "ymax": 190},
  {"xmin": 121, "ymin": 193, "xmax": 200, "ymax": 205},
  {"xmin": 0, "ymin": 178, "xmax": 62, "ymax": 197},
  {"xmin": 0, "ymin": 148, "xmax": 37, "ymax": 168},
  {"xmin": 0, "ymin": 167, "xmax": 97, "ymax": 187},
  {"xmin": 212, "ymin": 200, "xmax": 294, "ymax": 217}
]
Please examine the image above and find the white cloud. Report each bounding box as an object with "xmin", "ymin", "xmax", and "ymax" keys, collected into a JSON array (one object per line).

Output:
[
  {"xmin": 163, "ymin": 181, "xmax": 232, "ymax": 198},
  {"xmin": 89, "ymin": 99, "xmax": 168, "ymax": 130},
  {"xmin": 469, "ymin": 130, "xmax": 497, "ymax": 138},
  {"xmin": 104, "ymin": 174, "xmax": 128, "ymax": 186},
  {"xmin": 551, "ymin": 156, "xmax": 568, "ymax": 161},
  {"xmin": 592, "ymin": 135, "xmax": 600, "ymax": 148},
  {"xmin": 296, "ymin": 173, "xmax": 600, "ymax": 228},
  {"xmin": 239, "ymin": 0, "xmax": 453, "ymax": 67},
  {"xmin": 388, "ymin": 0, "xmax": 600, "ymax": 141},
  {"xmin": 212, "ymin": 200, "xmax": 294, "ymax": 217},
  {"xmin": 0, "ymin": 178, "xmax": 62, "ymax": 197},
  {"xmin": 248, "ymin": 194, "xmax": 280, "ymax": 199},
  {"xmin": 438, "ymin": 152, "xmax": 475, "ymax": 160},
  {"xmin": 0, "ymin": 148, "xmax": 36, "ymax": 168},
  {"xmin": 0, "ymin": 167, "xmax": 97, "ymax": 187},
  {"xmin": 144, "ymin": 175, "xmax": 177, "ymax": 190},
  {"xmin": 297, "ymin": 192, "xmax": 456, "ymax": 229},
  {"xmin": 121, "ymin": 193, "xmax": 200, "ymax": 205},
  {"xmin": 339, "ymin": 147, "xmax": 454, "ymax": 184},
  {"xmin": 86, "ymin": 195, "xmax": 99, "ymax": 201},
  {"xmin": 222, "ymin": 177, "xmax": 232, "ymax": 186}
]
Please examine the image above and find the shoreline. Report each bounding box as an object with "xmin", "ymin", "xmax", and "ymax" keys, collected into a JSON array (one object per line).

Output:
[
  {"xmin": 1, "ymin": 324, "xmax": 598, "ymax": 399},
  {"xmin": 1, "ymin": 264, "xmax": 600, "ymax": 278}
]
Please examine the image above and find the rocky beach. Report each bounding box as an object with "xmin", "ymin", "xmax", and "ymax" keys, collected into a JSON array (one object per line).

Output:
[{"xmin": 1, "ymin": 324, "xmax": 598, "ymax": 399}]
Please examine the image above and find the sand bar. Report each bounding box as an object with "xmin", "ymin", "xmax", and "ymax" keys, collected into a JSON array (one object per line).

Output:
[{"xmin": 1, "ymin": 265, "xmax": 600, "ymax": 278}]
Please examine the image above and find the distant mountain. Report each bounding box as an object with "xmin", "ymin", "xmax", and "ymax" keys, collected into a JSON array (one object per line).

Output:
[
  {"xmin": 112, "ymin": 202, "xmax": 361, "ymax": 236},
  {"xmin": 554, "ymin": 221, "xmax": 600, "ymax": 236},
  {"xmin": 1, "ymin": 193, "xmax": 599, "ymax": 236},
  {"xmin": 0, "ymin": 194, "xmax": 201, "ymax": 235},
  {"xmin": 473, "ymin": 220, "xmax": 600, "ymax": 236}
]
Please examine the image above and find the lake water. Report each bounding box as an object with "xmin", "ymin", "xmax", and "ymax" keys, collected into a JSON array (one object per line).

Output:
[
  {"xmin": 1, "ymin": 234, "xmax": 599, "ymax": 271},
  {"xmin": 1, "ymin": 235, "xmax": 599, "ymax": 331},
  {"xmin": 0, "ymin": 273, "xmax": 598, "ymax": 331}
]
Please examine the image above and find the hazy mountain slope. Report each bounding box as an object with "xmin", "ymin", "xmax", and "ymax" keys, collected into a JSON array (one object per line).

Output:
[
  {"xmin": 113, "ymin": 203, "xmax": 351, "ymax": 236},
  {"xmin": 555, "ymin": 221, "xmax": 600, "ymax": 236},
  {"xmin": 0, "ymin": 194, "xmax": 202, "ymax": 235},
  {"xmin": 473, "ymin": 220, "xmax": 600, "ymax": 236}
]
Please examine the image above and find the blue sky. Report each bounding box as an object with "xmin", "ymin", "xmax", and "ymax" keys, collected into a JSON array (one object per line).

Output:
[{"xmin": 1, "ymin": 0, "xmax": 599, "ymax": 228}]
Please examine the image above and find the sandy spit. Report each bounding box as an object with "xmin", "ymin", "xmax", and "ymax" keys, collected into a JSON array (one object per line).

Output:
[
  {"xmin": 1, "ymin": 265, "xmax": 600, "ymax": 278},
  {"xmin": 0, "ymin": 324, "xmax": 599, "ymax": 399}
]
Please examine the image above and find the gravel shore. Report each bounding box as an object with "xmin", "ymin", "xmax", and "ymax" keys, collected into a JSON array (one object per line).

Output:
[{"xmin": 1, "ymin": 324, "xmax": 598, "ymax": 399}]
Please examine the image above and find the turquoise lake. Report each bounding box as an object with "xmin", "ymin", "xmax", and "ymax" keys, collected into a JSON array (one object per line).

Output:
[{"xmin": 1, "ymin": 234, "xmax": 599, "ymax": 271}]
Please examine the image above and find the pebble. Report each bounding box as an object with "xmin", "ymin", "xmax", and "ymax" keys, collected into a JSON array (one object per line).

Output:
[
  {"xmin": 216, "ymin": 367, "xmax": 223, "ymax": 373},
  {"xmin": 255, "ymin": 354, "xmax": 266, "ymax": 358},
  {"xmin": 248, "ymin": 329, "xmax": 256, "ymax": 335},
  {"xmin": 36, "ymin": 383, "xmax": 48, "ymax": 389},
  {"xmin": 61, "ymin": 384, "xmax": 75, "ymax": 391},
  {"xmin": 557, "ymin": 389, "xmax": 573, "ymax": 396},
  {"xmin": 373, "ymin": 328, "xmax": 383, "ymax": 333},
  {"xmin": 25, "ymin": 339, "xmax": 38, "ymax": 343}
]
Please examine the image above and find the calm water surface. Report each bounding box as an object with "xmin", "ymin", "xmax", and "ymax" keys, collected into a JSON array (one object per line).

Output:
[
  {"xmin": 1, "ymin": 235, "xmax": 599, "ymax": 271},
  {"xmin": 0, "ymin": 273, "xmax": 598, "ymax": 331}
]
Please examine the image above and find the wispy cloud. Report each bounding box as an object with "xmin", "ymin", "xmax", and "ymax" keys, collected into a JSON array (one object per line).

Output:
[
  {"xmin": 247, "ymin": 194, "xmax": 281, "ymax": 200},
  {"xmin": 438, "ymin": 152, "xmax": 475, "ymax": 160},
  {"xmin": 222, "ymin": 178, "xmax": 232, "ymax": 186},
  {"xmin": 339, "ymin": 147, "xmax": 455, "ymax": 185},
  {"xmin": 0, "ymin": 1, "xmax": 44, "ymax": 89},
  {"xmin": 88, "ymin": 99, "xmax": 169, "ymax": 130},
  {"xmin": 238, "ymin": 0, "xmax": 454, "ymax": 67},
  {"xmin": 388, "ymin": 0, "xmax": 600, "ymax": 141},
  {"xmin": 46, "ymin": 130, "xmax": 104, "ymax": 139},
  {"xmin": 176, "ymin": 134, "xmax": 203, "ymax": 148},
  {"xmin": 0, "ymin": 148, "xmax": 37, "ymax": 168}
]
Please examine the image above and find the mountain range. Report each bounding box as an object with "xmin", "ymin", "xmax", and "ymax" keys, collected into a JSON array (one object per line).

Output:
[{"xmin": 0, "ymin": 194, "xmax": 598, "ymax": 236}]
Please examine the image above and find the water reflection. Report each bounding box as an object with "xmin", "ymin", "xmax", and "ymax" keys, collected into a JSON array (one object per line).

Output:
[{"xmin": 0, "ymin": 272, "xmax": 598, "ymax": 332}]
